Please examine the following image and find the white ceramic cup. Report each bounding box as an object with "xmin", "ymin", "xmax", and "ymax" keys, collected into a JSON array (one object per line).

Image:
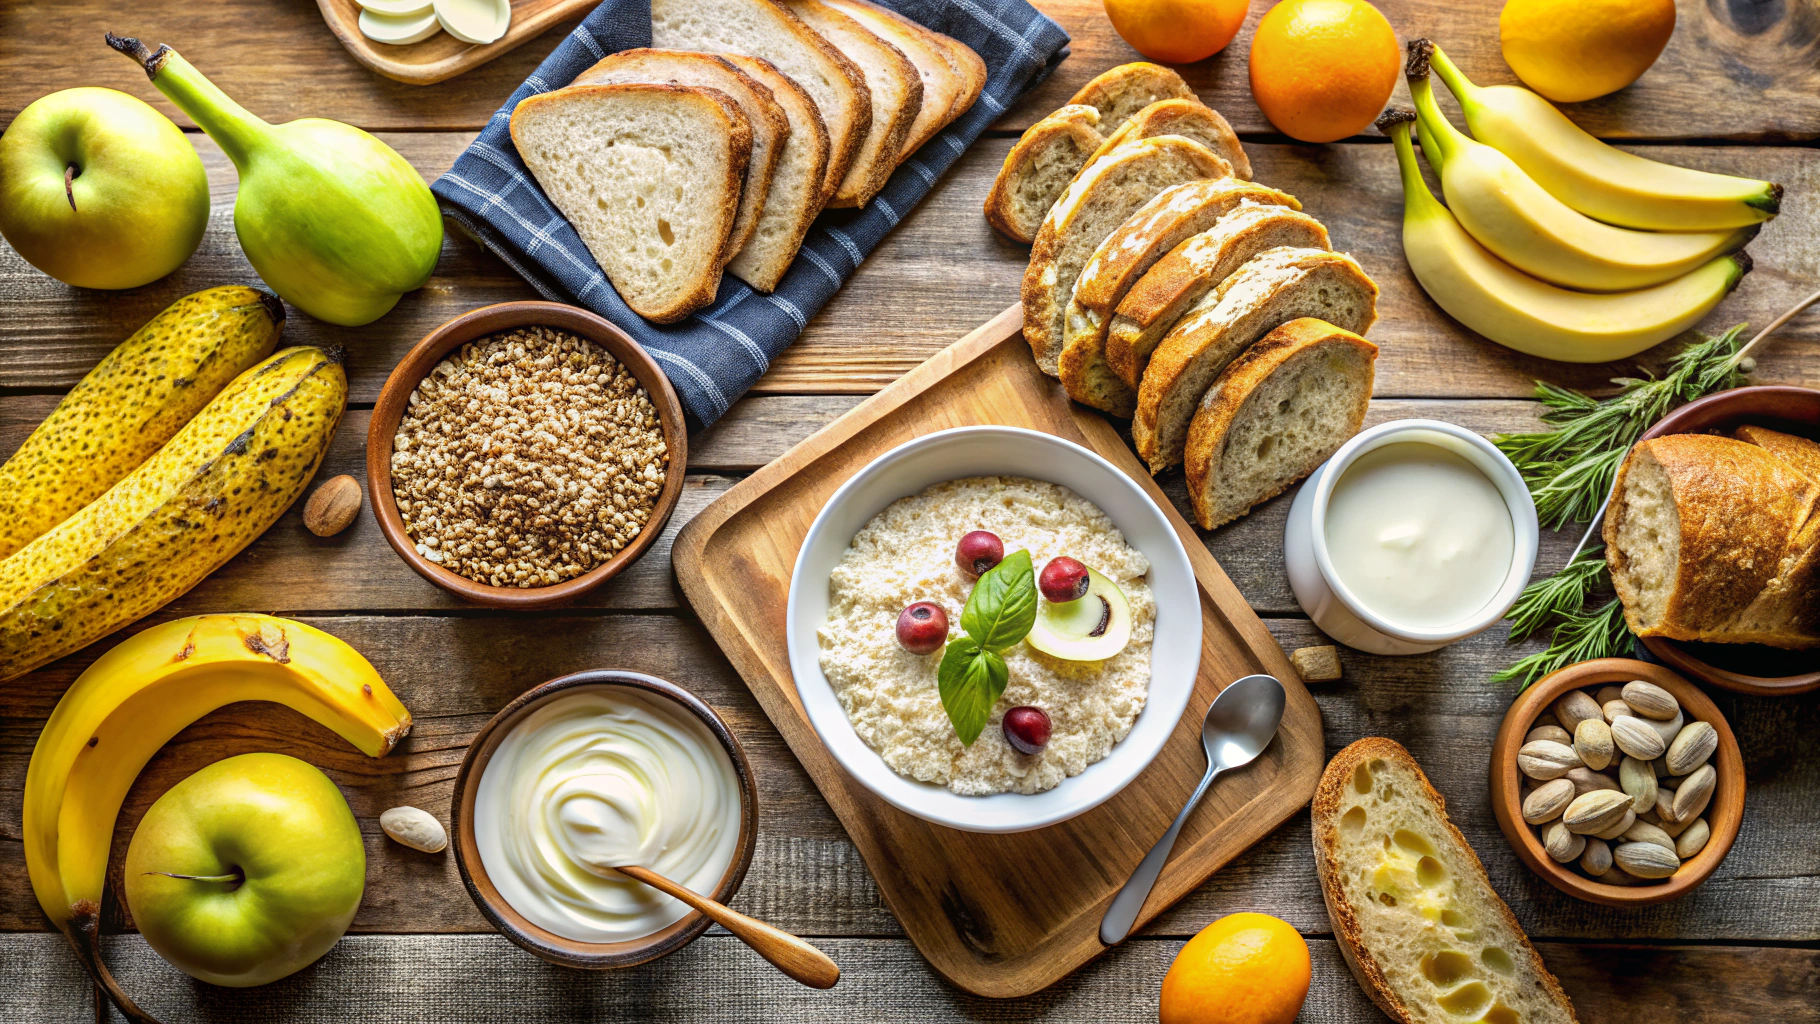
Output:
[{"xmin": 1283, "ymin": 419, "xmax": 1539, "ymax": 655}]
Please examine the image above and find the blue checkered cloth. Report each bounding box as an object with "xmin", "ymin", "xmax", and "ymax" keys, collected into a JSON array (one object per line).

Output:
[{"xmin": 432, "ymin": 0, "xmax": 1070, "ymax": 429}]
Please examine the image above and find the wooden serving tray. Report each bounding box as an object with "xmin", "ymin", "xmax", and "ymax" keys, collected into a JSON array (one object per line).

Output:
[
  {"xmin": 315, "ymin": 0, "xmax": 592, "ymax": 85},
  {"xmin": 672, "ymin": 305, "xmax": 1324, "ymax": 997}
]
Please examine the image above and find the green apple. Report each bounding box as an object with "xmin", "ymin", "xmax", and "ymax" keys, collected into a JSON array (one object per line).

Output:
[
  {"xmin": 123, "ymin": 752, "xmax": 365, "ymax": 987},
  {"xmin": 0, "ymin": 86, "xmax": 209, "ymax": 289}
]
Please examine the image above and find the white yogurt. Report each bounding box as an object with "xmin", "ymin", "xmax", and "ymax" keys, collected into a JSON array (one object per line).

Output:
[
  {"xmin": 1322, "ymin": 441, "xmax": 1515, "ymax": 630},
  {"xmin": 474, "ymin": 687, "xmax": 742, "ymax": 943}
]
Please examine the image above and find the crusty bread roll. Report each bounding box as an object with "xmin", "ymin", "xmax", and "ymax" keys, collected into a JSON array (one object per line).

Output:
[{"xmin": 1605, "ymin": 433, "xmax": 1820, "ymax": 650}]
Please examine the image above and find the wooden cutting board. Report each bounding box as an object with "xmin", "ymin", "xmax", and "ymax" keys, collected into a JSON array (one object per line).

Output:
[
  {"xmin": 314, "ymin": 0, "xmax": 591, "ymax": 85},
  {"xmin": 672, "ymin": 305, "xmax": 1324, "ymax": 997}
]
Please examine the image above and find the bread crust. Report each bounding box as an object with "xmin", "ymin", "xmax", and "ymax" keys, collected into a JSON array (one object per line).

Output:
[
  {"xmin": 821, "ymin": 0, "xmax": 964, "ymax": 160},
  {"xmin": 1066, "ymin": 61, "xmax": 1197, "ymax": 138},
  {"xmin": 1086, "ymin": 98, "xmax": 1251, "ymax": 180},
  {"xmin": 984, "ymin": 105, "xmax": 1103, "ymax": 244},
  {"xmin": 720, "ymin": 52, "xmax": 833, "ymax": 291},
  {"xmin": 789, "ymin": 0, "xmax": 923, "ymax": 208},
  {"xmin": 1313, "ymin": 737, "xmax": 1580, "ymax": 1024}
]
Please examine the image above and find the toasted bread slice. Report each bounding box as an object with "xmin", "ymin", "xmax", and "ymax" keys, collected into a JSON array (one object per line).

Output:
[
  {"xmin": 1058, "ymin": 179, "xmax": 1297, "ymax": 415},
  {"xmin": 1314, "ymin": 738, "xmax": 1581, "ymax": 1024},
  {"xmin": 1184, "ymin": 318, "xmax": 1376, "ymax": 529},
  {"xmin": 822, "ymin": 0, "xmax": 966, "ymax": 159},
  {"xmin": 1133, "ymin": 247, "xmax": 1377, "ymax": 472},
  {"xmin": 719, "ymin": 54, "xmax": 833, "ymax": 291},
  {"xmin": 653, "ymin": 0, "xmax": 870, "ymax": 205},
  {"xmin": 511, "ymin": 83, "xmax": 752, "ymax": 323},
  {"xmin": 1021, "ymin": 136, "xmax": 1233, "ymax": 377},
  {"xmin": 1108, "ymin": 202, "xmax": 1326, "ymax": 390},
  {"xmin": 1086, "ymin": 98, "xmax": 1250, "ymax": 180},
  {"xmin": 984, "ymin": 105, "xmax": 1103, "ymax": 244},
  {"xmin": 787, "ymin": 0, "xmax": 922, "ymax": 208},
  {"xmin": 1067, "ymin": 62, "xmax": 1197, "ymax": 138},
  {"xmin": 575, "ymin": 50, "xmax": 787, "ymax": 265}
]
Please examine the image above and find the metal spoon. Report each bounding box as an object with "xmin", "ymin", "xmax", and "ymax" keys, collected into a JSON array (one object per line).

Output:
[{"xmin": 1099, "ymin": 674, "xmax": 1287, "ymax": 946}]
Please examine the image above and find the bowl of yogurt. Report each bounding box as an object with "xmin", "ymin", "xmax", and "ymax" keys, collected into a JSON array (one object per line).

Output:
[
  {"xmin": 1284, "ymin": 419, "xmax": 1539, "ymax": 655},
  {"xmin": 451, "ymin": 670, "xmax": 756, "ymax": 968}
]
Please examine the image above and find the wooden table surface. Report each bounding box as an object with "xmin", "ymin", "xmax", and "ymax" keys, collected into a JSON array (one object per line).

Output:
[{"xmin": 2, "ymin": 1, "xmax": 1817, "ymax": 1020}]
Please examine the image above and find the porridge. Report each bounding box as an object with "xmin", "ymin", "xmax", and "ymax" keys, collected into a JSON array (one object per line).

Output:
[{"xmin": 817, "ymin": 475, "xmax": 1156, "ymax": 796}]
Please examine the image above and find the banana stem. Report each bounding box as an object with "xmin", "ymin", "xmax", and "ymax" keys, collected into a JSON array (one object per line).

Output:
[
  {"xmin": 1407, "ymin": 74, "xmax": 1461, "ymax": 170},
  {"xmin": 1382, "ymin": 115, "xmax": 1446, "ymax": 221},
  {"xmin": 105, "ymin": 33, "xmax": 269, "ymax": 167},
  {"xmin": 65, "ymin": 905, "xmax": 165, "ymax": 1024},
  {"xmin": 1424, "ymin": 43, "xmax": 1479, "ymax": 108}
]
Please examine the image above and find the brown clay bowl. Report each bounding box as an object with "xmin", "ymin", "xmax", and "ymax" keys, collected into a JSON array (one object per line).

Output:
[
  {"xmin": 367, "ymin": 301, "xmax": 688, "ymax": 609},
  {"xmin": 1490, "ymin": 658, "xmax": 1744, "ymax": 907},
  {"xmin": 450, "ymin": 670, "xmax": 758, "ymax": 969},
  {"xmin": 1635, "ymin": 385, "xmax": 1820, "ymax": 695}
]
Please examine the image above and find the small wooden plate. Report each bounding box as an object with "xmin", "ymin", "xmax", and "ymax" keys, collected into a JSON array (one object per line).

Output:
[
  {"xmin": 1490, "ymin": 658, "xmax": 1744, "ymax": 907},
  {"xmin": 1635, "ymin": 385, "xmax": 1820, "ymax": 695},
  {"xmin": 314, "ymin": 0, "xmax": 594, "ymax": 86},
  {"xmin": 367, "ymin": 300, "xmax": 688, "ymax": 609},
  {"xmin": 450, "ymin": 670, "xmax": 759, "ymax": 968}
]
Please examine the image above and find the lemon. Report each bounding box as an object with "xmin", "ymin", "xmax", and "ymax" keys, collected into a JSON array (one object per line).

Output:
[{"xmin": 1499, "ymin": 0, "xmax": 1676, "ymax": 103}]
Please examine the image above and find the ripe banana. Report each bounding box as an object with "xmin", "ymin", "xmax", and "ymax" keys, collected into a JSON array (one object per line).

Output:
[
  {"xmin": 23, "ymin": 614, "xmax": 410, "ymax": 1024},
  {"xmin": 1381, "ymin": 111, "xmax": 1750, "ymax": 364},
  {"xmin": 0, "ymin": 346, "xmax": 345, "ymax": 681},
  {"xmin": 0, "ymin": 286, "xmax": 283, "ymax": 560},
  {"xmin": 1407, "ymin": 51, "xmax": 1753, "ymax": 293},
  {"xmin": 1423, "ymin": 41, "xmax": 1780, "ymax": 232}
]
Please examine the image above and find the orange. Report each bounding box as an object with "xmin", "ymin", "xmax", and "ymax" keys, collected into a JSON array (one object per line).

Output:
[
  {"xmin": 1159, "ymin": 912, "xmax": 1311, "ymax": 1024},
  {"xmin": 1500, "ymin": 0, "xmax": 1676, "ymax": 102},
  {"xmin": 1104, "ymin": 0, "xmax": 1251, "ymax": 64},
  {"xmin": 1247, "ymin": 0, "xmax": 1400, "ymax": 143}
]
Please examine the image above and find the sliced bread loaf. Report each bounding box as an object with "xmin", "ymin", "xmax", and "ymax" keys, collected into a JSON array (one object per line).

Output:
[
  {"xmin": 1107, "ymin": 202, "xmax": 1326, "ymax": 389},
  {"xmin": 1067, "ymin": 62, "xmax": 1197, "ymax": 138},
  {"xmin": 1058, "ymin": 179, "xmax": 1296, "ymax": 416},
  {"xmin": 929, "ymin": 24, "xmax": 987, "ymax": 126},
  {"xmin": 653, "ymin": 0, "xmax": 870, "ymax": 205},
  {"xmin": 822, "ymin": 0, "xmax": 968, "ymax": 159},
  {"xmin": 1184, "ymin": 318, "xmax": 1376, "ymax": 529},
  {"xmin": 720, "ymin": 53, "xmax": 833, "ymax": 291},
  {"xmin": 512, "ymin": 83, "xmax": 753, "ymax": 323},
  {"xmin": 1315, "ymin": 738, "xmax": 1581, "ymax": 1024},
  {"xmin": 984, "ymin": 105, "xmax": 1103, "ymax": 244},
  {"xmin": 1086, "ymin": 98, "xmax": 1250, "ymax": 180},
  {"xmin": 575, "ymin": 50, "xmax": 788, "ymax": 266},
  {"xmin": 786, "ymin": 0, "xmax": 922, "ymax": 208},
  {"xmin": 1737, "ymin": 424, "xmax": 1820, "ymax": 483},
  {"xmin": 1021, "ymin": 135, "xmax": 1233, "ymax": 378},
  {"xmin": 1133, "ymin": 247, "xmax": 1377, "ymax": 472}
]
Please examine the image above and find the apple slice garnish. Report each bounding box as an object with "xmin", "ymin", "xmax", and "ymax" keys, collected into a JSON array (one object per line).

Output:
[{"xmin": 1025, "ymin": 567, "xmax": 1132, "ymax": 662}]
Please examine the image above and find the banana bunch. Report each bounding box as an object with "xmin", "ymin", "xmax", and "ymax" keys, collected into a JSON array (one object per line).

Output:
[
  {"xmin": 1386, "ymin": 41, "xmax": 1773, "ymax": 363},
  {"xmin": 23, "ymin": 614, "xmax": 411, "ymax": 1022}
]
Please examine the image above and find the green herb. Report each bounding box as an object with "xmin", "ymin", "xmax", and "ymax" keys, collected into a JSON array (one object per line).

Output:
[
  {"xmin": 1492, "ymin": 596, "xmax": 1630, "ymax": 687},
  {"xmin": 1504, "ymin": 545, "xmax": 1610, "ymax": 645},
  {"xmin": 938, "ymin": 550, "xmax": 1036, "ymax": 744}
]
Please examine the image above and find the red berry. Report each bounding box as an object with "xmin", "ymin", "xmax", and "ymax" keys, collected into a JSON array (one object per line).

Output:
[
  {"xmin": 1039, "ymin": 557, "xmax": 1090, "ymax": 603},
  {"xmin": 955, "ymin": 531, "xmax": 1004, "ymax": 577},
  {"xmin": 895, "ymin": 601, "xmax": 948, "ymax": 655},
  {"xmin": 1003, "ymin": 706, "xmax": 1052, "ymax": 755}
]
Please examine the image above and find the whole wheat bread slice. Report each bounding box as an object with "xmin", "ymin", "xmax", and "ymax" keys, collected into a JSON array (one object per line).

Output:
[
  {"xmin": 511, "ymin": 83, "xmax": 752, "ymax": 323},
  {"xmin": 721, "ymin": 53, "xmax": 833, "ymax": 291},
  {"xmin": 822, "ymin": 0, "xmax": 968, "ymax": 159},
  {"xmin": 1085, "ymin": 98, "xmax": 1250, "ymax": 180},
  {"xmin": 1184, "ymin": 318, "xmax": 1376, "ymax": 529},
  {"xmin": 1067, "ymin": 62, "xmax": 1197, "ymax": 138},
  {"xmin": 786, "ymin": 0, "xmax": 922, "ymax": 208},
  {"xmin": 984, "ymin": 105, "xmax": 1103, "ymax": 244},
  {"xmin": 1133, "ymin": 246, "xmax": 1377, "ymax": 472},
  {"xmin": 575, "ymin": 50, "xmax": 787, "ymax": 266},
  {"xmin": 1021, "ymin": 135, "xmax": 1233, "ymax": 378},
  {"xmin": 1058, "ymin": 179, "xmax": 1298, "ymax": 416},
  {"xmin": 1314, "ymin": 738, "xmax": 1580, "ymax": 1024},
  {"xmin": 1107, "ymin": 202, "xmax": 1325, "ymax": 389},
  {"xmin": 652, "ymin": 0, "xmax": 870, "ymax": 205}
]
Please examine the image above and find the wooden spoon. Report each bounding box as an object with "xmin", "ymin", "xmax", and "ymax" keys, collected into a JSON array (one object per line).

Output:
[{"xmin": 614, "ymin": 864, "xmax": 840, "ymax": 988}]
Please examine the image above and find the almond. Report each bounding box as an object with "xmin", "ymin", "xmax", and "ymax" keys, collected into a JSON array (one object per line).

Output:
[
  {"xmin": 303, "ymin": 473, "xmax": 362, "ymax": 537},
  {"xmin": 1552, "ymin": 690, "xmax": 1603, "ymax": 734},
  {"xmin": 1619, "ymin": 756, "xmax": 1657, "ymax": 813},
  {"xmin": 1666, "ymin": 721, "xmax": 1717, "ymax": 777},
  {"xmin": 379, "ymin": 805, "xmax": 448, "ymax": 853},
  {"xmin": 1611, "ymin": 714, "xmax": 1667, "ymax": 761},
  {"xmin": 1523, "ymin": 778, "xmax": 1575, "ymax": 825},
  {"xmin": 1518, "ymin": 740, "xmax": 1582, "ymax": 780},
  {"xmin": 1672, "ymin": 764, "xmax": 1716, "ymax": 823},
  {"xmin": 1543, "ymin": 819, "xmax": 1585, "ymax": 863},
  {"xmin": 1526, "ymin": 724, "xmax": 1572, "ymax": 746},
  {"xmin": 1622, "ymin": 680, "xmax": 1680, "ymax": 721},
  {"xmin": 1675, "ymin": 818, "xmax": 1712, "ymax": 859},
  {"xmin": 1564, "ymin": 789, "xmax": 1632, "ymax": 835},
  {"xmin": 1614, "ymin": 840, "xmax": 1680, "ymax": 879},
  {"xmin": 1592, "ymin": 808, "xmax": 1637, "ymax": 841},
  {"xmin": 1579, "ymin": 836, "xmax": 1613, "ymax": 876},
  {"xmin": 1574, "ymin": 718, "xmax": 1615, "ymax": 771}
]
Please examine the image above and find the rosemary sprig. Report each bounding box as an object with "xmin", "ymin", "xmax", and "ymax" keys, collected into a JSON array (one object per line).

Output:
[
  {"xmin": 1492, "ymin": 598, "xmax": 1630, "ymax": 687},
  {"xmin": 1503, "ymin": 546, "xmax": 1609, "ymax": 645}
]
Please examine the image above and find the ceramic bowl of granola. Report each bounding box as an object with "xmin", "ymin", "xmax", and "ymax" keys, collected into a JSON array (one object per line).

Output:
[
  {"xmin": 785, "ymin": 426, "xmax": 1202, "ymax": 834},
  {"xmin": 368, "ymin": 302, "xmax": 687, "ymax": 609}
]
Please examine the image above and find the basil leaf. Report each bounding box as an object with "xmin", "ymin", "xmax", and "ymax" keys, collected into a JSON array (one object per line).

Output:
[
  {"xmin": 960, "ymin": 549, "xmax": 1037, "ymax": 652},
  {"xmin": 936, "ymin": 638, "xmax": 1007, "ymax": 746}
]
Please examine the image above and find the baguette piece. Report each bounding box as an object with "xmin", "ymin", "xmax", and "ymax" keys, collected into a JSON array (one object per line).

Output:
[
  {"xmin": 1184, "ymin": 318, "xmax": 1377, "ymax": 529},
  {"xmin": 511, "ymin": 84, "xmax": 752, "ymax": 323},
  {"xmin": 1108, "ymin": 203, "xmax": 1327, "ymax": 390},
  {"xmin": 1133, "ymin": 247, "xmax": 1377, "ymax": 473},
  {"xmin": 984, "ymin": 105, "xmax": 1103, "ymax": 244},
  {"xmin": 786, "ymin": 0, "xmax": 922, "ymax": 208},
  {"xmin": 1314, "ymin": 738, "xmax": 1580, "ymax": 1024},
  {"xmin": 1059, "ymin": 179, "xmax": 1296, "ymax": 415},
  {"xmin": 822, "ymin": 0, "xmax": 973, "ymax": 158},
  {"xmin": 575, "ymin": 50, "xmax": 787, "ymax": 266},
  {"xmin": 653, "ymin": 0, "xmax": 870, "ymax": 205},
  {"xmin": 1605, "ymin": 433, "xmax": 1820, "ymax": 649},
  {"xmin": 1021, "ymin": 136, "xmax": 1233, "ymax": 377},
  {"xmin": 1736, "ymin": 424, "xmax": 1820, "ymax": 483},
  {"xmin": 1085, "ymin": 98, "xmax": 1250, "ymax": 180},
  {"xmin": 720, "ymin": 54, "xmax": 833, "ymax": 291},
  {"xmin": 1067, "ymin": 62, "xmax": 1197, "ymax": 138}
]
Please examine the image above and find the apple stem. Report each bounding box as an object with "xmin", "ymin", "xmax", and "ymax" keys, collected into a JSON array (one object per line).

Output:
[
  {"xmin": 63, "ymin": 165, "xmax": 77, "ymax": 211},
  {"xmin": 144, "ymin": 870, "xmax": 243, "ymax": 885}
]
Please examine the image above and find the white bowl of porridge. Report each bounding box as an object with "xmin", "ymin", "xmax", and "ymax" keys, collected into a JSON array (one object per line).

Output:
[{"xmin": 785, "ymin": 426, "xmax": 1202, "ymax": 834}]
